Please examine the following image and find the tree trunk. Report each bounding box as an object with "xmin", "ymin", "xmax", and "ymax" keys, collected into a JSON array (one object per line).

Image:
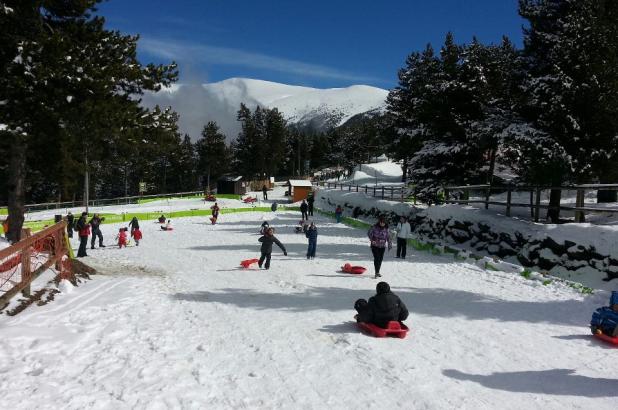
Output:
[
  {"xmin": 7, "ymin": 140, "xmax": 27, "ymax": 243},
  {"xmin": 485, "ymin": 149, "xmax": 497, "ymax": 209},
  {"xmin": 401, "ymin": 159, "xmax": 408, "ymax": 183},
  {"xmin": 546, "ymin": 188, "xmax": 561, "ymax": 223}
]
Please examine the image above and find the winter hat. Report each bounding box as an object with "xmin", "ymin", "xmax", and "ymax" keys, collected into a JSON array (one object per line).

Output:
[
  {"xmin": 610, "ymin": 291, "xmax": 618, "ymax": 306},
  {"xmin": 354, "ymin": 298, "xmax": 368, "ymax": 311},
  {"xmin": 376, "ymin": 281, "xmax": 390, "ymax": 294}
]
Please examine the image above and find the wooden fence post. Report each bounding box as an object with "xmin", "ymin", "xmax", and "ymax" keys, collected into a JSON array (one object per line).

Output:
[
  {"xmin": 445, "ymin": 188, "xmax": 450, "ymax": 202},
  {"xmin": 534, "ymin": 187, "xmax": 541, "ymax": 222},
  {"xmin": 506, "ymin": 188, "xmax": 512, "ymax": 217},
  {"xmin": 21, "ymin": 246, "xmax": 31, "ymax": 297},
  {"xmin": 575, "ymin": 189, "xmax": 585, "ymax": 223},
  {"xmin": 356, "ymin": 185, "xmax": 358, "ymax": 192},
  {"xmin": 529, "ymin": 190, "xmax": 534, "ymax": 219},
  {"xmin": 373, "ymin": 187, "xmax": 376, "ymax": 197},
  {"xmin": 382, "ymin": 187, "xmax": 385, "ymax": 199},
  {"xmin": 365, "ymin": 186, "xmax": 368, "ymax": 195}
]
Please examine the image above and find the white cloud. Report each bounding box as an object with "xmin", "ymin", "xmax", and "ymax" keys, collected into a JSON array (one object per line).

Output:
[{"xmin": 139, "ymin": 37, "xmax": 382, "ymax": 83}]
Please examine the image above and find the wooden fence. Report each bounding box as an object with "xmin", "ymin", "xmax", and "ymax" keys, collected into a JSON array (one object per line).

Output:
[
  {"xmin": 0, "ymin": 222, "xmax": 72, "ymax": 306},
  {"xmin": 443, "ymin": 184, "xmax": 618, "ymax": 222},
  {"xmin": 321, "ymin": 182, "xmax": 410, "ymax": 202}
]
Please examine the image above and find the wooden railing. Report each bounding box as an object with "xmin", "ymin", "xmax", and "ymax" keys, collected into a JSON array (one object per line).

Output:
[
  {"xmin": 443, "ymin": 184, "xmax": 618, "ymax": 222},
  {"xmin": 320, "ymin": 182, "xmax": 411, "ymax": 202},
  {"xmin": 0, "ymin": 222, "xmax": 72, "ymax": 306}
]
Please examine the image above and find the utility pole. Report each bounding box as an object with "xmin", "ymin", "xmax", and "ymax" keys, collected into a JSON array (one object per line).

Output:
[{"xmin": 84, "ymin": 155, "xmax": 89, "ymax": 214}]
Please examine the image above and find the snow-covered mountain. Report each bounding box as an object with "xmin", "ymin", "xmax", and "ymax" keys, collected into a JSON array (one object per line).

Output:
[{"xmin": 140, "ymin": 78, "xmax": 388, "ymax": 140}]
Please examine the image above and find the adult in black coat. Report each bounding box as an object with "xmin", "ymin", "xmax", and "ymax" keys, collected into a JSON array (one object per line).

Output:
[
  {"xmin": 88, "ymin": 213, "xmax": 105, "ymax": 249},
  {"xmin": 262, "ymin": 184, "xmax": 268, "ymax": 200},
  {"xmin": 258, "ymin": 227, "xmax": 287, "ymax": 270},
  {"xmin": 300, "ymin": 200, "xmax": 308, "ymax": 220},
  {"xmin": 128, "ymin": 216, "xmax": 140, "ymax": 236},
  {"xmin": 354, "ymin": 282, "xmax": 409, "ymax": 328},
  {"xmin": 307, "ymin": 194, "xmax": 314, "ymax": 216},
  {"xmin": 66, "ymin": 211, "xmax": 74, "ymax": 238}
]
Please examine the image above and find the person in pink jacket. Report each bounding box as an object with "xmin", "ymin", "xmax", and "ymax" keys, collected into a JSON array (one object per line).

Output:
[{"xmin": 367, "ymin": 215, "xmax": 392, "ymax": 278}]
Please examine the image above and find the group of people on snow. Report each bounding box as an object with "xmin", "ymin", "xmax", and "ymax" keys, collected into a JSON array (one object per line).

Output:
[{"xmin": 68, "ymin": 212, "xmax": 143, "ymax": 256}]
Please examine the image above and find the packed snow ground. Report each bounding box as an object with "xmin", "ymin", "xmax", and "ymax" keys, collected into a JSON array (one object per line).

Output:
[{"xmin": 1, "ymin": 209, "xmax": 616, "ymax": 409}]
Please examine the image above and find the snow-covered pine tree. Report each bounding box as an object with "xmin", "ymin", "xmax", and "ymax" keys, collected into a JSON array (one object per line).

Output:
[
  {"xmin": 386, "ymin": 48, "xmax": 432, "ymax": 183},
  {"xmin": 407, "ymin": 33, "xmax": 486, "ymax": 200},
  {"xmin": 518, "ymin": 0, "xmax": 618, "ymax": 214}
]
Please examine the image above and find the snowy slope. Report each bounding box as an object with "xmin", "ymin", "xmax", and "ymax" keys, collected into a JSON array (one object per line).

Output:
[
  {"xmin": 141, "ymin": 78, "xmax": 388, "ymax": 139},
  {"xmin": 0, "ymin": 192, "xmax": 615, "ymax": 408}
]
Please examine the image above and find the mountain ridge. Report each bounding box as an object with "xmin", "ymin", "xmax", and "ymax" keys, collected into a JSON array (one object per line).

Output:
[{"xmin": 141, "ymin": 77, "xmax": 388, "ymax": 139}]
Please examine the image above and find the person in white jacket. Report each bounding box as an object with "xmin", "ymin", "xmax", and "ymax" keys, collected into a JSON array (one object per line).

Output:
[{"xmin": 395, "ymin": 216, "xmax": 411, "ymax": 259}]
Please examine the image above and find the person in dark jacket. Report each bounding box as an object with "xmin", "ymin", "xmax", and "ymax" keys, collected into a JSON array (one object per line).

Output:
[
  {"xmin": 128, "ymin": 216, "xmax": 140, "ymax": 237},
  {"xmin": 307, "ymin": 194, "xmax": 314, "ymax": 216},
  {"xmin": 75, "ymin": 212, "xmax": 90, "ymax": 257},
  {"xmin": 590, "ymin": 291, "xmax": 618, "ymax": 337},
  {"xmin": 354, "ymin": 281, "xmax": 409, "ymax": 328},
  {"xmin": 66, "ymin": 211, "xmax": 74, "ymax": 238},
  {"xmin": 262, "ymin": 184, "xmax": 268, "ymax": 200},
  {"xmin": 335, "ymin": 205, "xmax": 343, "ymax": 223},
  {"xmin": 300, "ymin": 200, "xmax": 308, "ymax": 220},
  {"xmin": 89, "ymin": 213, "xmax": 105, "ymax": 249},
  {"xmin": 258, "ymin": 227, "xmax": 287, "ymax": 270},
  {"xmin": 305, "ymin": 222, "xmax": 318, "ymax": 259},
  {"xmin": 367, "ymin": 216, "xmax": 392, "ymax": 278}
]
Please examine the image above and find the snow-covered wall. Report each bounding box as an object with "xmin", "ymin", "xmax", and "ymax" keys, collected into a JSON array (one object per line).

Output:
[{"xmin": 315, "ymin": 188, "xmax": 618, "ymax": 287}]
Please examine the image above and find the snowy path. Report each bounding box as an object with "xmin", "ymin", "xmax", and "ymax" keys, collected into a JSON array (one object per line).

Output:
[{"xmin": 0, "ymin": 211, "xmax": 616, "ymax": 409}]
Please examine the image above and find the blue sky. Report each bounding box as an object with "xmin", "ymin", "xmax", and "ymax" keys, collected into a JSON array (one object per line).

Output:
[{"xmin": 98, "ymin": 0, "xmax": 525, "ymax": 89}]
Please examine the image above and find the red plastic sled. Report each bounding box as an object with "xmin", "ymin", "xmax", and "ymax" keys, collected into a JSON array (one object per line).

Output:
[
  {"xmin": 594, "ymin": 333, "xmax": 618, "ymax": 346},
  {"xmin": 341, "ymin": 263, "xmax": 366, "ymax": 274},
  {"xmin": 243, "ymin": 196, "xmax": 258, "ymax": 203},
  {"xmin": 357, "ymin": 321, "xmax": 409, "ymax": 338},
  {"xmin": 240, "ymin": 258, "xmax": 259, "ymax": 268},
  {"xmin": 204, "ymin": 194, "xmax": 216, "ymax": 202}
]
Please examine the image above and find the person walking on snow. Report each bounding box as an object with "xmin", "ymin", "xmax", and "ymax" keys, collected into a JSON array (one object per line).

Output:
[
  {"xmin": 300, "ymin": 200, "xmax": 308, "ymax": 220},
  {"xmin": 75, "ymin": 212, "xmax": 90, "ymax": 257},
  {"xmin": 367, "ymin": 215, "xmax": 392, "ymax": 278},
  {"xmin": 258, "ymin": 227, "xmax": 287, "ymax": 270},
  {"xmin": 395, "ymin": 216, "xmax": 411, "ymax": 259},
  {"xmin": 210, "ymin": 202, "xmax": 220, "ymax": 224},
  {"xmin": 590, "ymin": 291, "xmax": 618, "ymax": 337},
  {"xmin": 307, "ymin": 194, "xmax": 314, "ymax": 216},
  {"xmin": 128, "ymin": 216, "xmax": 140, "ymax": 237},
  {"xmin": 88, "ymin": 213, "xmax": 105, "ymax": 249},
  {"xmin": 117, "ymin": 228, "xmax": 128, "ymax": 248},
  {"xmin": 305, "ymin": 222, "xmax": 318, "ymax": 259},
  {"xmin": 262, "ymin": 184, "xmax": 268, "ymax": 200},
  {"xmin": 335, "ymin": 205, "xmax": 343, "ymax": 223},
  {"xmin": 66, "ymin": 211, "xmax": 74, "ymax": 238}
]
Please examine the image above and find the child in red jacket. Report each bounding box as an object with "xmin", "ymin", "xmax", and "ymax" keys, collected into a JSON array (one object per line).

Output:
[
  {"xmin": 117, "ymin": 227, "xmax": 128, "ymax": 248},
  {"xmin": 132, "ymin": 228, "xmax": 142, "ymax": 246}
]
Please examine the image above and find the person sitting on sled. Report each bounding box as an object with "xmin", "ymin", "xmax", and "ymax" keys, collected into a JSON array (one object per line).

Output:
[
  {"xmin": 117, "ymin": 227, "xmax": 128, "ymax": 248},
  {"xmin": 158, "ymin": 214, "xmax": 166, "ymax": 224},
  {"xmin": 161, "ymin": 220, "xmax": 173, "ymax": 231},
  {"xmin": 354, "ymin": 281, "xmax": 409, "ymax": 328},
  {"xmin": 590, "ymin": 291, "xmax": 618, "ymax": 337},
  {"xmin": 295, "ymin": 219, "xmax": 308, "ymax": 233},
  {"xmin": 258, "ymin": 227, "xmax": 287, "ymax": 270}
]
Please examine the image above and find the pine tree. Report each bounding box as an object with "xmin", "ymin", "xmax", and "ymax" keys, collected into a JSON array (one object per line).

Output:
[
  {"xmin": 196, "ymin": 121, "xmax": 229, "ymax": 191},
  {"xmin": 518, "ymin": 0, "xmax": 618, "ymax": 218},
  {"xmin": 0, "ymin": 1, "xmax": 177, "ymax": 241}
]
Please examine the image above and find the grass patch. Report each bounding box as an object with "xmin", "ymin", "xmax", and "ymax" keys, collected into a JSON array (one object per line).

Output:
[
  {"xmin": 520, "ymin": 269, "xmax": 532, "ymax": 279},
  {"xmin": 0, "ymin": 207, "xmax": 7, "ymax": 215},
  {"xmin": 485, "ymin": 262, "xmax": 500, "ymax": 271}
]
